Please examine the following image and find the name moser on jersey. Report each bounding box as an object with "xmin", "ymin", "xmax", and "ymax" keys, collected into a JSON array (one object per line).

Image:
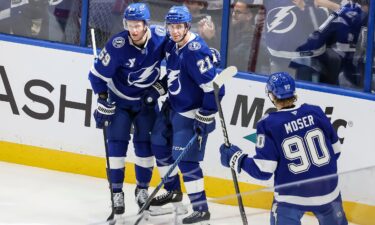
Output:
[
  {"xmin": 220, "ymin": 72, "xmax": 348, "ymax": 225},
  {"xmin": 284, "ymin": 114, "xmax": 314, "ymax": 134}
]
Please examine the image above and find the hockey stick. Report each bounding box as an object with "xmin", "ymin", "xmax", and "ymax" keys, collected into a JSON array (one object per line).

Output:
[
  {"xmin": 213, "ymin": 66, "xmax": 248, "ymax": 225},
  {"xmin": 91, "ymin": 28, "xmax": 98, "ymax": 58},
  {"xmin": 91, "ymin": 28, "xmax": 115, "ymax": 223},
  {"xmin": 134, "ymin": 133, "xmax": 199, "ymax": 224},
  {"xmin": 103, "ymin": 125, "xmax": 116, "ymax": 223}
]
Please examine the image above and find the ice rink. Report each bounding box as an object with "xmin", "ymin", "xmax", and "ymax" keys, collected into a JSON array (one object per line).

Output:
[{"xmin": 0, "ymin": 161, "xmax": 357, "ymax": 225}]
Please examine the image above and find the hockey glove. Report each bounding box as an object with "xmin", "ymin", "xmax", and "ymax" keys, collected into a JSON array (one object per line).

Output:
[
  {"xmin": 142, "ymin": 82, "xmax": 166, "ymax": 106},
  {"xmin": 93, "ymin": 97, "xmax": 116, "ymax": 128},
  {"xmin": 338, "ymin": 3, "xmax": 362, "ymax": 26},
  {"xmin": 210, "ymin": 47, "xmax": 221, "ymax": 67},
  {"xmin": 219, "ymin": 144, "xmax": 248, "ymax": 173},
  {"xmin": 194, "ymin": 109, "xmax": 216, "ymax": 136}
]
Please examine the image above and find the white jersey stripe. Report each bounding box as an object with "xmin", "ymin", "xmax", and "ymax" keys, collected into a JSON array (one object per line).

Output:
[
  {"xmin": 158, "ymin": 165, "xmax": 179, "ymax": 178},
  {"xmin": 90, "ymin": 66, "xmax": 111, "ymax": 82},
  {"xmin": 184, "ymin": 178, "xmax": 204, "ymax": 194},
  {"xmin": 275, "ymin": 184, "xmax": 340, "ymax": 206},
  {"xmin": 332, "ymin": 141, "xmax": 341, "ymax": 154},
  {"xmin": 254, "ymin": 158, "xmax": 278, "ymax": 173},
  {"xmin": 135, "ymin": 156, "xmax": 154, "ymax": 168},
  {"xmin": 199, "ymin": 80, "xmax": 214, "ymax": 93},
  {"xmin": 108, "ymin": 157, "xmax": 125, "ymax": 169}
]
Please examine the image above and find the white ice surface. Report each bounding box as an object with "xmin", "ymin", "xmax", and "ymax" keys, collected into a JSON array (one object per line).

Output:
[{"xmin": 0, "ymin": 161, "xmax": 352, "ymax": 225}]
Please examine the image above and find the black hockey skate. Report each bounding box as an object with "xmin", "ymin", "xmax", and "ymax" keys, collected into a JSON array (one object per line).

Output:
[
  {"xmin": 182, "ymin": 211, "xmax": 210, "ymax": 224},
  {"xmin": 149, "ymin": 189, "xmax": 188, "ymax": 216}
]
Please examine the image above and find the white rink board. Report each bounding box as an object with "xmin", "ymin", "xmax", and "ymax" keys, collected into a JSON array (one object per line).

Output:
[{"xmin": 1, "ymin": 40, "xmax": 375, "ymax": 204}]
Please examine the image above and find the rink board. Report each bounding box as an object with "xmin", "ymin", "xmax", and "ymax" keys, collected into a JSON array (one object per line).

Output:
[{"xmin": 1, "ymin": 39, "xmax": 375, "ymax": 224}]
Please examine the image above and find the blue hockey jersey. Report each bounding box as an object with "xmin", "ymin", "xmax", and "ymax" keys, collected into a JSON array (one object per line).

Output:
[
  {"xmin": 241, "ymin": 104, "xmax": 342, "ymax": 209},
  {"xmin": 88, "ymin": 25, "xmax": 167, "ymax": 107},
  {"xmin": 263, "ymin": 0, "xmax": 329, "ymax": 58},
  {"xmin": 0, "ymin": 2, "xmax": 11, "ymax": 21},
  {"xmin": 164, "ymin": 33, "xmax": 219, "ymax": 114},
  {"xmin": 297, "ymin": 3, "xmax": 366, "ymax": 85},
  {"xmin": 298, "ymin": 3, "xmax": 364, "ymax": 55}
]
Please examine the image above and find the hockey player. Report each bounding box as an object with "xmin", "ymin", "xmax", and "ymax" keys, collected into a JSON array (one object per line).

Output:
[
  {"xmin": 261, "ymin": 0, "xmax": 343, "ymax": 84},
  {"xmin": 297, "ymin": 1, "xmax": 368, "ymax": 88},
  {"xmin": 219, "ymin": 72, "xmax": 348, "ymax": 225},
  {"xmin": 145, "ymin": 5, "xmax": 223, "ymax": 224},
  {"xmin": 88, "ymin": 2, "xmax": 168, "ymax": 217}
]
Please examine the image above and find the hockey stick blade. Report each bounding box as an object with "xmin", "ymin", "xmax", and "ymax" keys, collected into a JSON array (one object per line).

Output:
[
  {"xmin": 213, "ymin": 66, "xmax": 238, "ymax": 89},
  {"xmin": 135, "ymin": 134, "xmax": 199, "ymax": 225}
]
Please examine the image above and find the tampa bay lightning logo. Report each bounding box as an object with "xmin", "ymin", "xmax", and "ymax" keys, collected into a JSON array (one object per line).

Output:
[
  {"xmin": 167, "ymin": 69, "xmax": 181, "ymax": 95},
  {"xmin": 267, "ymin": 6, "xmax": 297, "ymax": 34},
  {"xmin": 127, "ymin": 61, "xmax": 160, "ymax": 88}
]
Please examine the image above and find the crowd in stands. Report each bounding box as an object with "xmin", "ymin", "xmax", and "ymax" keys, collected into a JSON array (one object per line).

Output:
[{"xmin": 0, "ymin": 0, "xmax": 372, "ymax": 89}]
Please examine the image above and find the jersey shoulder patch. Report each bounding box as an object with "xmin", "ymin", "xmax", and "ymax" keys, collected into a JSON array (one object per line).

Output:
[
  {"xmin": 153, "ymin": 25, "xmax": 166, "ymax": 37},
  {"xmin": 188, "ymin": 41, "xmax": 201, "ymax": 51},
  {"xmin": 112, "ymin": 36, "xmax": 126, "ymax": 48}
]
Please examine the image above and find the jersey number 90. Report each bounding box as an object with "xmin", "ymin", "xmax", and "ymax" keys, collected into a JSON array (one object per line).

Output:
[{"xmin": 282, "ymin": 128, "xmax": 331, "ymax": 174}]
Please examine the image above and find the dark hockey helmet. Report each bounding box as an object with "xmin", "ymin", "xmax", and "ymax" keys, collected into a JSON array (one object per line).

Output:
[
  {"xmin": 123, "ymin": 3, "xmax": 150, "ymax": 22},
  {"xmin": 266, "ymin": 72, "xmax": 296, "ymax": 100},
  {"xmin": 165, "ymin": 5, "xmax": 192, "ymax": 24}
]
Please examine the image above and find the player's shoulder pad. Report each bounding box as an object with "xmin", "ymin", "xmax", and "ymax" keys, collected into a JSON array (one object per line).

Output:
[
  {"xmin": 150, "ymin": 25, "xmax": 166, "ymax": 37},
  {"xmin": 302, "ymin": 103, "xmax": 326, "ymax": 116},
  {"xmin": 303, "ymin": 103, "xmax": 320, "ymax": 111},
  {"xmin": 258, "ymin": 113, "xmax": 270, "ymax": 124}
]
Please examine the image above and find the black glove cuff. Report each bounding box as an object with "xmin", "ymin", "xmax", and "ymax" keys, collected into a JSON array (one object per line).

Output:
[{"xmin": 152, "ymin": 82, "xmax": 166, "ymax": 96}]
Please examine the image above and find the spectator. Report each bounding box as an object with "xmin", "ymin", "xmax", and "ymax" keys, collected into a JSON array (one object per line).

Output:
[
  {"xmin": 9, "ymin": 0, "xmax": 50, "ymax": 40},
  {"xmin": 52, "ymin": 0, "xmax": 74, "ymax": 35},
  {"xmin": 0, "ymin": 1, "xmax": 11, "ymax": 34},
  {"xmin": 184, "ymin": 0, "xmax": 221, "ymax": 49},
  {"xmin": 229, "ymin": 0, "xmax": 268, "ymax": 73},
  {"xmin": 201, "ymin": 0, "xmax": 268, "ymax": 73}
]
